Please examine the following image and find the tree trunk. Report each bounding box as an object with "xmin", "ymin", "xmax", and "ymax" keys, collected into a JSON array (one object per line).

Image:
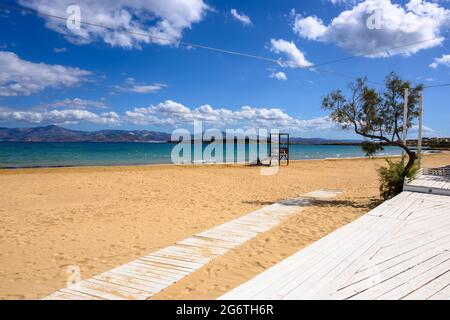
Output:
[{"xmin": 403, "ymin": 149, "xmax": 416, "ymax": 178}]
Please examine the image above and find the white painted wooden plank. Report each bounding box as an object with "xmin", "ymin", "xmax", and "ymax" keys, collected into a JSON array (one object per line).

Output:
[
  {"xmin": 379, "ymin": 219, "xmax": 450, "ymax": 250},
  {"xmin": 141, "ymin": 254, "xmax": 204, "ymax": 270},
  {"xmin": 284, "ymin": 219, "xmax": 404, "ymax": 299},
  {"xmin": 44, "ymin": 288, "xmax": 103, "ymax": 300},
  {"xmin": 221, "ymin": 215, "xmax": 387, "ymax": 300},
  {"xmin": 103, "ymin": 270, "xmax": 172, "ymax": 289},
  {"xmin": 154, "ymin": 250, "xmax": 212, "ymax": 264},
  {"xmin": 304, "ymin": 221, "xmax": 406, "ymax": 299},
  {"xmin": 109, "ymin": 267, "xmax": 180, "ymax": 286},
  {"xmin": 427, "ymin": 284, "xmax": 450, "ymax": 300},
  {"xmin": 93, "ymin": 274, "xmax": 161, "ymax": 293},
  {"xmin": 161, "ymin": 245, "xmax": 217, "ymax": 259},
  {"xmin": 131, "ymin": 258, "xmax": 192, "ymax": 274},
  {"xmin": 127, "ymin": 260, "xmax": 190, "ymax": 277},
  {"xmin": 378, "ymin": 255, "xmax": 450, "ymax": 300},
  {"xmin": 333, "ymin": 248, "xmax": 446, "ymax": 300},
  {"xmin": 84, "ymin": 279, "xmax": 149, "ymax": 300},
  {"xmin": 371, "ymin": 232, "xmax": 450, "ymax": 264},
  {"xmin": 353, "ymin": 244, "xmax": 446, "ymax": 284},
  {"xmin": 338, "ymin": 255, "xmax": 442, "ymax": 300},
  {"xmin": 220, "ymin": 189, "xmax": 450, "ymax": 300},
  {"xmin": 68, "ymin": 281, "xmax": 138, "ymax": 300}
]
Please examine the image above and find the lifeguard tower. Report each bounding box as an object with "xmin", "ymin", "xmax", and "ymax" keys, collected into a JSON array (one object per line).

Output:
[{"xmin": 269, "ymin": 133, "xmax": 290, "ymax": 166}]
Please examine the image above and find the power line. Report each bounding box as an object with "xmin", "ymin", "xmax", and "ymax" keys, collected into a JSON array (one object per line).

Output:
[
  {"xmin": 0, "ymin": 3, "xmax": 281, "ymax": 64},
  {"xmin": 0, "ymin": 3, "xmax": 448, "ymax": 88},
  {"xmin": 315, "ymin": 67, "xmax": 384, "ymax": 86},
  {"xmin": 312, "ymin": 34, "xmax": 448, "ymax": 68},
  {"xmin": 1, "ymin": 3, "xmax": 448, "ymax": 70},
  {"xmin": 424, "ymin": 83, "xmax": 450, "ymax": 89}
]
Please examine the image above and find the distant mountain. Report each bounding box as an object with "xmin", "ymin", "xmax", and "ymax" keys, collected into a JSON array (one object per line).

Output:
[
  {"xmin": 289, "ymin": 137, "xmax": 361, "ymax": 145},
  {"xmin": 0, "ymin": 125, "xmax": 171, "ymax": 142},
  {"xmin": 0, "ymin": 125, "xmax": 361, "ymax": 144}
]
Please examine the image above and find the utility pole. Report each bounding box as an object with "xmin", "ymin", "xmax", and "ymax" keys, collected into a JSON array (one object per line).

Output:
[
  {"xmin": 402, "ymin": 88, "xmax": 409, "ymax": 159},
  {"xmin": 417, "ymin": 91, "xmax": 423, "ymax": 168}
]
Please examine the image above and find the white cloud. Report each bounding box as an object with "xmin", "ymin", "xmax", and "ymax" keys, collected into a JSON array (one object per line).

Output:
[
  {"xmin": 293, "ymin": 16, "xmax": 327, "ymax": 40},
  {"xmin": 114, "ymin": 78, "xmax": 167, "ymax": 94},
  {"xmin": 269, "ymin": 71, "xmax": 288, "ymax": 81},
  {"xmin": 429, "ymin": 54, "xmax": 450, "ymax": 68},
  {"xmin": 53, "ymin": 47, "xmax": 67, "ymax": 53},
  {"xmin": 18, "ymin": 0, "xmax": 209, "ymax": 48},
  {"xmin": 0, "ymin": 109, "xmax": 120, "ymax": 125},
  {"xmin": 0, "ymin": 51, "xmax": 91, "ymax": 96},
  {"xmin": 124, "ymin": 100, "xmax": 334, "ymax": 131},
  {"xmin": 269, "ymin": 39, "xmax": 313, "ymax": 68},
  {"xmin": 1, "ymin": 99, "xmax": 334, "ymax": 131},
  {"xmin": 45, "ymin": 98, "xmax": 108, "ymax": 109},
  {"xmin": 230, "ymin": 9, "xmax": 252, "ymax": 26},
  {"xmin": 328, "ymin": 0, "xmax": 362, "ymax": 6},
  {"xmin": 410, "ymin": 124, "xmax": 435, "ymax": 135},
  {"xmin": 129, "ymin": 84, "xmax": 167, "ymax": 93},
  {"xmin": 293, "ymin": 0, "xmax": 450, "ymax": 57}
]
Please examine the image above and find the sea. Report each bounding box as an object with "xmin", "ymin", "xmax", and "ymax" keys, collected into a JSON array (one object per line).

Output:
[{"xmin": 0, "ymin": 142, "xmax": 407, "ymax": 168}]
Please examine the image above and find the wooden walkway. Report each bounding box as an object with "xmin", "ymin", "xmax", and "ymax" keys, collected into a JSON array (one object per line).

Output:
[
  {"xmin": 219, "ymin": 191, "xmax": 450, "ymax": 300},
  {"xmin": 44, "ymin": 189, "xmax": 342, "ymax": 300},
  {"xmin": 404, "ymin": 168, "xmax": 450, "ymax": 196}
]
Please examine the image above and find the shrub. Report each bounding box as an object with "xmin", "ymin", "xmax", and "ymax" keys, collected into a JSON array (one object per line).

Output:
[{"xmin": 377, "ymin": 159, "xmax": 419, "ymax": 200}]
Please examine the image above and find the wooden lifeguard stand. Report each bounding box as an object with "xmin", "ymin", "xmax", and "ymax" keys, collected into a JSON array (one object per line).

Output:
[{"xmin": 269, "ymin": 133, "xmax": 290, "ymax": 166}]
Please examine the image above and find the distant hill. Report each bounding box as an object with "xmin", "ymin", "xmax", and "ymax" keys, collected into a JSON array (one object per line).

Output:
[
  {"xmin": 289, "ymin": 137, "xmax": 361, "ymax": 145},
  {"xmin": 0, "ymin": 125, "xmax": 361, "ymax": 144},
  {"xmin": 0, "ymin": 125, "xmax": 171, "ymax": 142}
]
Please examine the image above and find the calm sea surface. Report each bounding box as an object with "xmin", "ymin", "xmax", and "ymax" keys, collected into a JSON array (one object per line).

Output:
[{"xmin": 0, "ymin": 142, "xmax": 404, "ymax": 168}]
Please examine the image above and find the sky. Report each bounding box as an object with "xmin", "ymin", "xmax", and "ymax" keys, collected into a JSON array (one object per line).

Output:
[{"xmin": 0, "ymin": 0, "xmax": 449, "ymax": 139}]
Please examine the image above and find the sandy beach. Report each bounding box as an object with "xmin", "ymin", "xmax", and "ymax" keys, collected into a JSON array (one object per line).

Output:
[{"xmin": 1, "ymin": 152, "xmax": 449, "ymax": 300}]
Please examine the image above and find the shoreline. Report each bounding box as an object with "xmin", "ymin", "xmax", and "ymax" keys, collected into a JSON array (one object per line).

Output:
[{"xmin": 0, "ymin": 152, "xmax": 434, "ymax": 171}]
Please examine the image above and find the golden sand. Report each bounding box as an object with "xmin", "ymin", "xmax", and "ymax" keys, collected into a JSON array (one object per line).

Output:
[{"xmin": 0, "ymin": 152, "xmax": 449, "ymax": 299}]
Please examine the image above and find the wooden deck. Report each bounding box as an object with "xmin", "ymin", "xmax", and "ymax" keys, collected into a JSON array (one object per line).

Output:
[
  {"xmin": 404, "ymin": 168, "xmax": 450, "ymax": 196},
  {"xmin": 219, "ymin": 191, "xmax": 450, "ymax": 300},
  {"xmin": 43, "ymin": 189, "xmax": 342, "ymax": 300}
]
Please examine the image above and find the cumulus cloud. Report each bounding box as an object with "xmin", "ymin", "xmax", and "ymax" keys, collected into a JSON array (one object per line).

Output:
[
  {"xmin": 124, "ymin": 100, "xmax": 334, "ymax": 131},
  {"xmin": 0, "ymin": 109, "xmax": 120, "ymax": 125},
  {"xmin": 269, "ymin": 39, "xmax": 313, "ymax": 68},
  {"xmin": 1, "ymin": 99, "xmax": 334, "ymax": 131},
  {"xmin": 45, "ymin": 98, "xmax": 108, "ymax": 109},
  {"xmin": 114, "ymin": 77, "xmax": 167, "ymax": 94},
  {"xmin": 293, "ymin": 16, "xmax": 327, "ymax": 40},
  {"xmin": 293, "ymin": 0, "xmax": 450, "ymax": 57},
  {"xmin": 328, "ymin": 0, "xmax": 363, "ymax": 6},
  {"xmin": 269, "ymin": 71, "xmax": 288, "ymax": 81},
  {"xmin": 18, "ymin": 0, "xmax": 209, "ymax": 48},
  {"xmin": 230, "ymin": 9, "xmax": 252, "ymax": 26},
  {"xmin": 0, "ymin": 51, "xmax": 91, "ymax": 96},
  {"xmin": 429, "ymin": 53, "xmax": 450, "ymax": 68}
]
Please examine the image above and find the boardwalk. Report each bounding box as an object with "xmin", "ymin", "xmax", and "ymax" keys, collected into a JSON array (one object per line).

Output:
[
  {"xmin": 44, "ymin": 189, "xmax": 342, "ymax": 300},
  {"xmin": 404, "ymin": 167, "xmax": 450, "ymax": 196},
  {"xmin": 219, "ymin": 172, "xmax": 450, "ymax": 300}
]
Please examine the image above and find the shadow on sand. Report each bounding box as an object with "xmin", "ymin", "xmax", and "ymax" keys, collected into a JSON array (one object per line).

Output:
[{"xmin": 243, "ymin": 197, "xmax": 382, "ymax": 210}]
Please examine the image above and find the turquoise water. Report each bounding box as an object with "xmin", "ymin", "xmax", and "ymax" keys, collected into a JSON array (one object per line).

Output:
[{"xmin": 0, "ymin": 142, "xmax": 404, "ymax": 168}]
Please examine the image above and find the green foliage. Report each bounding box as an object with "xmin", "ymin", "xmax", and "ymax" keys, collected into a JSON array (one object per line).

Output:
[
  {"xmin": 361, "ymin": 141, "xmax": 384, "ymax": 157},
  {"xmin": 321, "ymin": 72, "xmax": 423, "ymax": 142},
  {"xmin": 321, "ymin": 72, "xmax": 422, "ymax": 199},
  {"xmin": 377, "ymin": 159, "xmax": 419, "ymax": 200}
]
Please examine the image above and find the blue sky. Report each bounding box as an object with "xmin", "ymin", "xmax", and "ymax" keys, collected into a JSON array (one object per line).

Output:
[{"xmin": 0, "ymin": 0, "xmax": 449, "ymax": 138}]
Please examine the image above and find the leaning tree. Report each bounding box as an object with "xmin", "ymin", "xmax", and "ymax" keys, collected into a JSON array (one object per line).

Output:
[{"xmin": 322, "ymin": 72, "xmax": 423, "ymax": 198}]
